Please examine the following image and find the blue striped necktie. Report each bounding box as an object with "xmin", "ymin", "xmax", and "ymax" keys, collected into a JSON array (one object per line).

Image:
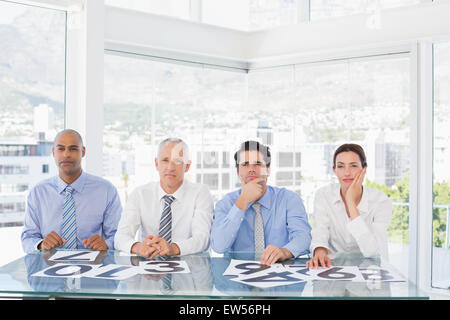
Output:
[
  {"xmin": 159, "ymin": 195, "xmax": 175, "ymax": 244},
  {"xmin": 61, "ymin": 185, "xmax": 77, "ymax": 249}
]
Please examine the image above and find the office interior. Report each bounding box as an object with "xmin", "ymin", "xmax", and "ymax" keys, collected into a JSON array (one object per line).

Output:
[{"xmin": 0, "ymin": 0, "xmax": 449, "ymax": 300}]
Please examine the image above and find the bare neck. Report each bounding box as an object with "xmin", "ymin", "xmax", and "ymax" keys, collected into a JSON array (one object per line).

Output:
[{"xmin": 59, "ymin": 169, "xmax": 82, "ymax": 185}]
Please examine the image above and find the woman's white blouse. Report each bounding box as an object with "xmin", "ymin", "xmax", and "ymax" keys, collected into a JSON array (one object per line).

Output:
[{"xmin": 310, "ymin": 183, "xmax": 392, "ymax": 260}]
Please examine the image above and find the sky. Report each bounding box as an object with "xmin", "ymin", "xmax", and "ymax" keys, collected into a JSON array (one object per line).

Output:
[{"xmin": 0, "ymin": 1, "xmax": 27, "ymax": 24}]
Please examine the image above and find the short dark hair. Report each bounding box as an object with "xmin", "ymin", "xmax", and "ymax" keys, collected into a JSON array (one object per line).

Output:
[
  {"xmin": 333, "ymin": 143, "xmax": 367, "ymax": 168},
  {"xmin": 234, "ymin": 140, "xmax": 271, "ymax": 168}
]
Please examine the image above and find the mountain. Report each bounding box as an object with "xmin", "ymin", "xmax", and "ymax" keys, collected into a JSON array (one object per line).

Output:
[{"xmin": 0, "ymin": 7, "xmax": 66, "ymax": 120}]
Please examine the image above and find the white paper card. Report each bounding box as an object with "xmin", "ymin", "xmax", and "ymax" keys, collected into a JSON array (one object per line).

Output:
[
  {"xmin": 139, "ymin": 260, "xmax": 190, "ymax": 274},
  {"xmin": 223, "ymin": 259, "xmax": 283, "ymax": 276},
  {"xmin": 82, "ymin": 264, "xmax": 140, "ymax": 280},
  {"xmin": 229, "ymin": 268, "xmax": 305, "ymax": 289},
  {"xmin": 282, "ymin": 265, "xmax": 317, "ymax": 281},
  {"xmin": 48, "ymin": 250, "xmax": 100, "ymax": 262},
  {"xmin": 309, "ymin": 266, "xmax": 366, "ymax": 282},
  {"xmin": 31, "ymin": 263, "xmax": 99, "ymax": 278},
  {"xmin": 359, "ymin": 266, "xmax": 406, "ymax": 282}
]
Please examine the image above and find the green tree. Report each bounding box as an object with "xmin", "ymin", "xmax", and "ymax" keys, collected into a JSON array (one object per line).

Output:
[
  {"xmin": 433, "ymin": 180, "xmax": 450, "ymax": 247},
  {"xmin": 367, "ymin": 174, "xmax": 450, "ymax": 247},
  {"xmin": 366, "ymin": 174, "xmax": 410, "ymax": 244}
]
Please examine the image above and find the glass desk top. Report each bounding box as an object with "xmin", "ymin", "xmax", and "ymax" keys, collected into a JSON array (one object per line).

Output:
[{"xmin": 0, "ymin": 250, "xmax": 428, "ymax": 299}]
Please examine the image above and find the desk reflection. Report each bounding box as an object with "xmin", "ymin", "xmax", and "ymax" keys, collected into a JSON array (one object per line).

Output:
[
  {"xmin": 24, "ymin": 250, "xmax": 119, "ymax": 293},
  {"xmin": 310, "ymin": 253, "xmax": 392, "ymax": 297},
  {"xmin": 0, "ymin": 251, "xmax": 425, "ymax": 299},
  {"xmin": 211, "ymin": 252, "xmax": 307, "ymax": 297},
  {"xmin": 120, "ymin": 254, "xmax": 213, "ymax": 296}
]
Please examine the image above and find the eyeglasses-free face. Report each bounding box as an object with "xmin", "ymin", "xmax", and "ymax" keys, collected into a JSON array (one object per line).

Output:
[
  {"xmin": 52, "ymin": 131, "xmax": 85, "ymax": 178},
  {"xmin": 237, "ymin": 150, "xmax": 270, "ymax": 185},
  {"xmin": 333, "ymin": 151, "xmax": 364, "ymax": 188},
  {"xmin": 155, "ymin": 142, "xmax": 190, "ymax": 193}
]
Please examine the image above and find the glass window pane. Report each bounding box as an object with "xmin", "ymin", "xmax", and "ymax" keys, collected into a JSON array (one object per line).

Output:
[
  {"xmin": 104, "ymin": 54, "xmax": 246, "ymax": 203},
  {"xmin": 105, "ymin": 0, "xmax": 191, "ymax": 20},
  {"xmin": 248, "ymin": 0, "xmax": 299, "ymax": 30},
  {"xmin": 248, "ymin": 58, "xmax": 412, "ymax": 280},
  {"xmin": 0, "ymin": 1, "xmax": 66, "ymax": 266},
  {"xmin": 310, "ymin": 0, "xmax": 422, "ymax": 21},
  {"xmin": 278, "ymin": 152, "xmax": 294, "ymax": 167},
  {"xmin": 432, "ymin": 42, "xmax": 450, "ymax": 290},
  {"xmin": 202, "ymin": 0, "xmax": 299, "ymax": 31},
  {"xmin": 295, "ymin": 55, "xmax": 411, "ymax": 278},
  {"xmin": 105, "ymin": 52, "xmax": 411, "ymax": 280}
]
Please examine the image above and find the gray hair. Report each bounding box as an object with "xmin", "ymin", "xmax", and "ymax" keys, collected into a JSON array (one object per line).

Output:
[{"xmin": 157, "ymin": 138, "xmax": 190, "ymax": 163}]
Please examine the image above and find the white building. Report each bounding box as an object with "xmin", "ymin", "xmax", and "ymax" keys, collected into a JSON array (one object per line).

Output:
[{"xmin": 0, "ymin": 139, "xmax": 57, "ymax": 226}]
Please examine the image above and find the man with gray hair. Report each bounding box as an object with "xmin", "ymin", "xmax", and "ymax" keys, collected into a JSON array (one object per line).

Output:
[{"xmin": 114, "ymin": 138, "xmax": 214, "ymax": 258}]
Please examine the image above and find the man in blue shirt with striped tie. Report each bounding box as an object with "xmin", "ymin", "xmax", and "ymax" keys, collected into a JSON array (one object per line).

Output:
[
  {"xmin": 21, "ymin": 129, "xmax": 122, "ymax": 253},
  {"xmin": 210, "ymin": 140, "xmax": 312, "ymax": 265}
]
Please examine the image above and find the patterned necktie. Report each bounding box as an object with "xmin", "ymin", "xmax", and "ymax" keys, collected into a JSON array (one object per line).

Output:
[
  {"xmin": 161, "ymin": 274, "xmax": 173, "ymax": 294},
  {"xmin": 252, "ymin": 202, "xmax": 265, "ymax": 253},
  {"xmin": 158, "ymin": 255, "xmax": 174, "ymax": 294},
  {"xmin": 159, "ymin": 195, "xmax": 175, "ymax": 243},
  {"xmin": 61, "ymin": 185, "xmax": 77, "ymax": 249}
]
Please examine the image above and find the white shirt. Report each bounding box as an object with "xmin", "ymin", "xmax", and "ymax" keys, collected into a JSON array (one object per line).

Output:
[
  {"xmin": 310, "ymin": 183, "xmax": 392, "ymax": 260},
  {"xmin": 114, "ymin": 180, "xmax": 214, "ymax": 256}
]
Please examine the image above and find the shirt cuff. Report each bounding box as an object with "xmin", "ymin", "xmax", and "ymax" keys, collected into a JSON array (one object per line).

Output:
[
  {"xmin": 34, "ymin": 239, "xmax": 43, "ymax": 251},
  {"xmin": 228, "ymin": 204, "xmax": 246, "ymax": 221},
  {"xmin": 346, "ymin": 215, "xmax": 370, "ymax": 239},
  {"xmin": 310, "ymin": 243, "xmax": 333, "ymax": 258},
  {"xmin": 123, "ymin": 239, "xmax": 138, "ymax": 254},
  {"xmin": 282, "ymin": 243, "xmax": 300, "ymax": 258},
  {"xmin": 175, "ymin": 239, "xmax": 192, "ymax": 256},
  {"xmin": 105, "ymin": 238, "xmax": 114, "ymax": 251},
  {"xmin": 283, "ymin": 242, "xmax": 310, "ymax": 259}
]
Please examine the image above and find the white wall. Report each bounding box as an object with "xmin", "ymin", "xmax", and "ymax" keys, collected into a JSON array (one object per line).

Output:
[{"xmin": 0, "ymin": 227, "xmax": 24, "ymax": 267}]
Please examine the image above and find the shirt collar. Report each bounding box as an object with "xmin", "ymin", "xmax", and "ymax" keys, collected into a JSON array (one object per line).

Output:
[
  {"xmin": 252, "ymin": 185, "xmax": 272, "ymax": 210},
  {"xmin": 55, "ymin": 170, "xmax": 86, "ymax": 195},
  {"xmin": 331, "ymin": 182, "xmax": 369, "ymax": 213},
  {"xmin": 331, "ymin": 183, "xmax": 342, "ymax": 204},
  {"xmin": 158, "ymin": 180, "xmax": 187, "ymax": 202}
]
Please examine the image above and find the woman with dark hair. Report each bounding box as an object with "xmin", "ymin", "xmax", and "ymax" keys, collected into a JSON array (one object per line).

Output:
[{"xmin": 306, "ymin": 143, "xmax": 392, "ymax": 269}]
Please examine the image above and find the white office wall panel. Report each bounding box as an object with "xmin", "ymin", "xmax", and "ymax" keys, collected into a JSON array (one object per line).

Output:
[
  {"xmin": 103, "ymin": 2, "xmax": 450, "ymax": 71},
  {"xmin": 65, "ymin": 0, "xmax": 104, "ymax": 176},
  {"xmin": 247, "ymin": 2, "xmax": 450, "ymax": 68},
  {"xmin": 410, "ymin": 42, "xmax": 434, "ymax": 291},
  {"xmin": 104, "ymin": 5, "xmax": 250, "ymax": 70}
]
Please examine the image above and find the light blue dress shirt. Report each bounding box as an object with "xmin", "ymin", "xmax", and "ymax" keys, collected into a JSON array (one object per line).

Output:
[
  {"xmin": 210, "ymin": 186, "xmax": 312, "ymax": 257},
  {"xmin": 21, "ymin": 171, "xmax": 122, "ymax": 253}
]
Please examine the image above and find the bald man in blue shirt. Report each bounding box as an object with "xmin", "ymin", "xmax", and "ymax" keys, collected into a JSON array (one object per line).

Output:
[
  {"xmin": 21, "ymin": 129, "xmax": 122, "ymax": 253},
  {"xmin": 210, "ymin": 141, "xmax": 311, "ymax": 265}
]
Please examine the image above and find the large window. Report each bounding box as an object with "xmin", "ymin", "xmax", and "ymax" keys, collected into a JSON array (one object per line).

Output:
[
  {"xmin": 249, "ymin": 56, "xmax": 411, "ymax": 277},
  {"xmin": 0, "ymin": 1, "xmax": 66, "ymax": 266},
  {"xmin": 103, "ymin": 53, "xmax": 247, "ymax": 203},
  {"xmin": 104, "ymin": 52, "xmax": 411, "ymax": 277},
  {"xmin": 432, "ymin": 42, "xmax": 450, "ymax": 290}
]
